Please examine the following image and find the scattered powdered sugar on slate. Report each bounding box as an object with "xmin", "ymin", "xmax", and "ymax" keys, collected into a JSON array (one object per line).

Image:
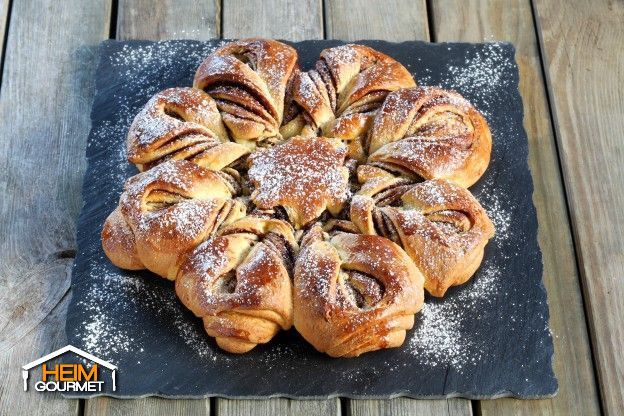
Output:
[
  {"xmin": 109, "ymin": 40, "xmax": 227, "ymax": 108},
  {"xmin": 408, "ymin": 262, "xmax": 502, "ymax": 369},
  {"xmin": 87, "ymin": 116, "xmax": 134, "ymax": 195},
  {"xmin": 76, "ymin": 260, "xmax": 222, "ymax": 364},
  {"xmin": 481, "ymin": 191, "xmax": 512, "ymax": 246},
  {"xmin": 418, "ymin": 43, "xmax": 512, "ymax": 118},
  {"xmin": 87, "ymin": 41, "xmax": 228, "ymax": 202}
]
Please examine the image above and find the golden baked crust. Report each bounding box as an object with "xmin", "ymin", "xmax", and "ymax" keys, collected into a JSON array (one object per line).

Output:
[
  {"xmin": 350, "ymin": 177, "xmax": 495, "ymax": 297},
  {"xmin": 247, "ymin": 136, "xmax": 350, "ymax": 229},
  {"xmin": 193, "ymin": 39, "xmax": 299, "ymax": 149},
  {"xmin": 102, "ymin": 160, "xmax": 246, "ymax": 280},
  {"xmin": 286, "ymin": 44, "xmax": 416, "ymax": 160},
  {"xmin": 126, "ymin": 87, "xmax": 250, "ymax": 172},
  {"xmin": 365, "ymin": 86, "xmax": 492, "ymax": 187},
  {"xmin": 176, "ymin": 217, "xmax": 297, "ymax": 353},
  {"xmin": 293, "ymin": 226, "xmax": 424, "ymax": 357}
]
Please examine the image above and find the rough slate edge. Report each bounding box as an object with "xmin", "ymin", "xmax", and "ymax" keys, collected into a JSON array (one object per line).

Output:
[{"xmin": 65, "ymin": 39, "xmax": 557, "ymax": 400}]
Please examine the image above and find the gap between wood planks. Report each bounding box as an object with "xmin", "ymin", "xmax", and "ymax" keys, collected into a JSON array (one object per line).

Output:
[
  {"xmin": 108, "ymin": 0, "xmax": 118, "ymax": 39},
  {"xmin": 0, "ymin": 0, "xmax": 14, "ymax": 88}
]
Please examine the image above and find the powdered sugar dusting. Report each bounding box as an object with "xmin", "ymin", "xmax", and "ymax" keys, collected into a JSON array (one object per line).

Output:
[
  {"xmin": 248, "ymin": 137, "xmax": 350, "ymax": 227},
  {"xmin": 418, "ymin": 43, "xmax": 512, "ymax": 118},
  {"xmin": 109, "ymin": 40, "xmax": 227, "ymax": 109},
  {"xmin": 138, "ymin": 200, "xmax": 218, "ymax": 242},
  {"xmin": 408, "ymin": 262, "xmax": 502, "ymax": 369},
  {"xmin": 76, "ymin": 261, "xmax": 222, "ymax": 364}
]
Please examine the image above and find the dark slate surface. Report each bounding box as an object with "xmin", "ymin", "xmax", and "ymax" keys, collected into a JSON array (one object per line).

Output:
[{"xmin": 65, "ymin": 39, "xmax": 557, "ymax": 399}]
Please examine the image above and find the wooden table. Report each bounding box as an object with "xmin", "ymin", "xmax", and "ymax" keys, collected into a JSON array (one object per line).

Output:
[{"xmin": 0, "ymin": 0, "xmax": 621, "ymax": 415}]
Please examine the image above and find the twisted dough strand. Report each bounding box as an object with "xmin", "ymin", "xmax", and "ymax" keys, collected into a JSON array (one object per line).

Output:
[
  {"xmin": 127, "ymin": 87, "xmax": 250, "ymax": 172},
  {"xmin": 365, "ymin": 86, "xmax": 492, "ymax": 187},
  {"xmin": 102, "ymin": 160, "xmax": 246, "ymax": 280},
  {"xmin": 287, "ymin": 44, "xmax": 416, "ymax": 160},
  {"xmin": 176, "ymin": 217, "xmax": 297, "ymax": 353},
  {"xmin": 350, "ymin": 177, "xmax": 494, "ymax": 297},
  {"xmin": 193, "ymin": 39, "xmax": 299, "ymax": 149},
  {"xmin": 293, "ymin": 225, "xmax": 424, "ymax": 357}
]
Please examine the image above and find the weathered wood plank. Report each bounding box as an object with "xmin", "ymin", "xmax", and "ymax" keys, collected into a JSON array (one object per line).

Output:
[
  {"xmin": 326, "ymin": 1, "xmax": 472, "ymax": 415},
  {"xmin": 430, "ymin": 1, "xmax": 601, "ymax": 414},
  {"xmin": 0, "ymin": 295, "xmax": 78, "ymax": 415},
  {"xmin": 533, "ymin": 0, "xmax": 624, "ymax": 414},
  {"xmin": 85, "ymin": 1, "xmax": 220, "ymax": 414},
  {"xmin": 218, "ymin": 1, "xmax": 339, "ymax": 414},
  {"xmin": 117, "ymin": 0, "xmax": 220, "ymax": 40},
  {"xmin": 0, "ymin": 0, "xmax": 111, "ymax": 413},
  {"xmin": 325, "ymin": 0, "xmax": 429, "ymax": 41},
  {"xmin": 87, "ymin": 397, "xmax": 210, "ymax": 415},
  {"xmin": 349, "ymin": 399, "xmax": 470, "ymax": 416},
  {"xmin": 222, "ymin": 0, "xmax": 323, "ymax": 40},
  {"xmin": 217, "ymin": 398, "xmax": 340, "ymax": 416}
]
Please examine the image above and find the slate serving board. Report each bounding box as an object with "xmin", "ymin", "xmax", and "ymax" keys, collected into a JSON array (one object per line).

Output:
[{"xmin": 65, "ymin": 39, "xmax": 557, "ymax": 399}]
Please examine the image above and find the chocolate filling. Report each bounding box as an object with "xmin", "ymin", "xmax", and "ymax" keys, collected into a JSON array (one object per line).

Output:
[
  {"xmin": 316, "ymin": 60, "xmax": 337, "ymax": 112},
  {"xmin": 217, "ymin": 271, "xmax": 237, "ymax": 294},
  {"xmin": 367, "ymin": 161, "xmax": 424, "ymax": 182},
  {"xmin": 145, "ymin": 190, "xmax": 190, "ymax": 211},
  {"xmin": 372, "ymin": 181, "xmax": 414, "ymax": 206},
  {"xmin": 263, "ymin": 232, "xmax": 296, "ymax": 277},
  {"xmin": 372, "ymin": 208, "xmax": 401, "ymax": 244},
  {"xmin": 163, "ymin": 108, "xmax": 185, "ymax": 121},
  {"xmin": 344, "ymin": 270, "xmax": 385, "ymax": 309}
]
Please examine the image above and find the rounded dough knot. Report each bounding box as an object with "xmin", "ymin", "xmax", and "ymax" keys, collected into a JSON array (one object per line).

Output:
[
  {"xmin": 101, "ymin": 160, "xmax": 246, "ymax": 280},
  {"xmin": 350, "ymin": 178, "xmax": 495, "ymax": 297},
  {"xmin": 364, "ymin": 86, "xmax": 492, "ymax": 188},
  {"xmin": 176, "ymin": 217, "xmax": 297, "ymax": 353},
  {"xmin": 293, "ymin": 225, "xmax": 424, "ymax": 357}
]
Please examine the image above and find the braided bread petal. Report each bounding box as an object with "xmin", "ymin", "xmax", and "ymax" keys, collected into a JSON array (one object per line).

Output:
[
  {"xmin": 294, "ymin": 226, "xmax": 424, "ymax": 357},
  {"xmin": 127, "ymin": 87, "xmax": 246, "ymax": 171},
  {"xmin": 351, "ymin": 178, "xmax": 494, "ymax": 296},
  {"xmin": 366, "ymin": 86, "xmax": 492, "ymax": 187},
  {"xmin": 176, "ymin": 217, "xmax": 297, "ymax": 353},
  {"xmin": 289, "ymin": 44, "xmax": 416, "ymax": 161},
  {"xmin": 194, "ymin": 39, "xmax": 299, "ymax": 148},
  {"xmin": 102, "ymin": 160, "xmax": 246, "ymax": 280}
]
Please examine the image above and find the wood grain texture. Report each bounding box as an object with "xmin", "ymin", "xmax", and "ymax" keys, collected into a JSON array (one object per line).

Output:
[
  {"xmin": 217, "ymin": 398, "xmax": 340, "ymax": 416},
  {"xmin": 533, "ymin": 0, "xmax": 624, "ymax": 414},
  {"xmin": 0, "ymin": 0, "xmax": 110, "ymax": 413},
  {"xmin": 85, "ymin": 0, "xmax": 219, "ymax": 414},
  {"xmin": 349, "ymin": 398, "xmax": 470, "ymax": 416},
  {"xmin": 117, "ymin": 0, "xmax": 220, "ymax": 40},
  {"xmin": 218, "ymin": 1, "xmax": 340, "ymax": 414},
  {"xmin": 0, "ymin": 295, "xmax": 79, "ymax": 415},
  {"xmin": 85, "ymin": 398, "xmax": 210, "ymax": 416},
  {"xmin": 324, "ymin": 0, "xmax": 429, "ymax": 41},
  {"xmin": 325, "ymin": 1, "xmax": 471, "ymax": 415},
  {"xmin": 430, "ymin": 1, "xmax": 601, "ymax": 414},
  {"xmin": 222, "ymin": 0, "xmax": 323, "ymax": 40}
]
